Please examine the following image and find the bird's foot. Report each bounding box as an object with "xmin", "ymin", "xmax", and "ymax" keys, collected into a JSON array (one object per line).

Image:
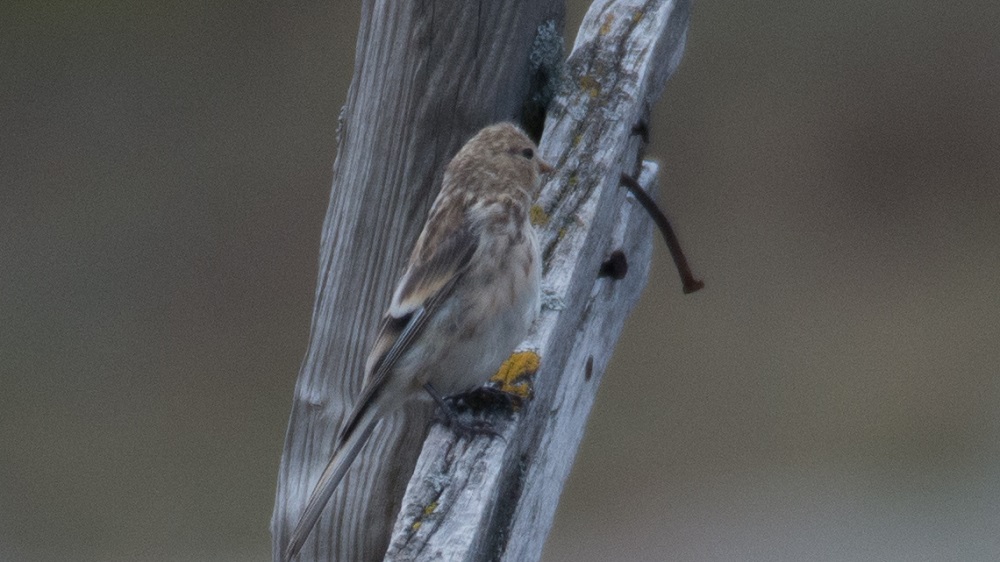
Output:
[{"xmin": 424, "ymin": 384, "xmax": 516, "ymax": 440}]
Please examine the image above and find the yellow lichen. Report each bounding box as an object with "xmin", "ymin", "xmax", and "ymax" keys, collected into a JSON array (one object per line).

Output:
[
  {"xmin": 530, "ymin": 204, "xmax": 550, "ymax": 227},
  {"xmin": 490, "ymin": 350, "xmax": 541, "ymax": 402},
  {"xmin": 411, "ymin": 501, "xmax": 438, "ymax": 532}
]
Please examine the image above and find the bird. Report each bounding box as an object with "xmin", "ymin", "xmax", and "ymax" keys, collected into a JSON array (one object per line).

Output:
[{"xmin": 283, "ymin": 122, "xmax": 553, "ymax": 561}]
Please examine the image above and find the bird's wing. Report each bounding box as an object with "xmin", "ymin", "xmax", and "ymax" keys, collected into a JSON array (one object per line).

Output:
[
  {"xmin": 338, "ymin": 207, "xmax": 477, "ymax": 441},
  {"xmin": 283, "ymin": 209, "xmax": 477, "ymax": 561}
]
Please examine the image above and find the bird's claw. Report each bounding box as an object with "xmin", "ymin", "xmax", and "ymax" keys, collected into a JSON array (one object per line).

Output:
[{"xmin": 426, "ymin": 384, "xmax": 516, "ymax": 440}]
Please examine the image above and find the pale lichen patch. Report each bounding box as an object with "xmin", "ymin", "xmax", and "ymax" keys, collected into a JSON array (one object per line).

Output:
[
  {"xmin": 599, "ymin": 13, "xmax": 615, "ymax": 36},
  {"xmin": 579, "ymin": 75, "xmax": 601, "ymax": 98},
  {"xmin": 530, "ymin": 204, "xmax": 550, "ymax": 227}
]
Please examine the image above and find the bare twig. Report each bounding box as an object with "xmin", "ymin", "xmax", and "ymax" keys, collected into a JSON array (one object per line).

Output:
[{"xmin": 620, "ymin": 172, "xmax": 704, "ymax": 294}]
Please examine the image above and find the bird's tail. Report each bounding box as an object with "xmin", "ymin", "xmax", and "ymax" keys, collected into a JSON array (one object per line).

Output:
[{"xmin": 282, "ymin": 402, "xmax": 381, "ymax": 562}]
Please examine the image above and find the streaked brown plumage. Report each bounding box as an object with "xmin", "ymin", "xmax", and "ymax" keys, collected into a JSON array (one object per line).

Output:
[{"xmin": 283, "ymin": 123, "xmax": 552, "ymax": 561}]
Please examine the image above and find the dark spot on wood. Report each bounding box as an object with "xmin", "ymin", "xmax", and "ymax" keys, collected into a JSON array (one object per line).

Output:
[
  {"xmin": 385, "ymin": 311, "xmax": 413, "ymax": 334},
  {"xmin": 598, "ymin": 250, "xmax": 628, "ymax": 280},
  {"xmin": 484, "ymin": 453, "xmax": 529, "ymax": 560},
  {"xmin": 631, "ymin": 119, "xmax": 650, "ymax": 144},
  {"xmin": 585, "ymin": 356, "xmax": 593, "ymax": 381}
]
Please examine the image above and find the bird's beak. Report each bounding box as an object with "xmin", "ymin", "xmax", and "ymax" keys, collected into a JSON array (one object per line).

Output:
[{"xmin": 537, "ymin": 159, "xmax": 556, "ymax": 175}]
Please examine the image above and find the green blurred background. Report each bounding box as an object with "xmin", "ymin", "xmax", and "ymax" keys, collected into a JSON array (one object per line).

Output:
[{"xmin": 3, "ymin": 1, "xmax": 998, "ymax": 560}]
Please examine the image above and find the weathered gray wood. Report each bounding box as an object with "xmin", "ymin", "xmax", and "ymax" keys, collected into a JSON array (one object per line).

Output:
[
  {"xmin": 383, "ymin": 0, "xmax": 691, "ymax": 560},
  {"xmin": 271, "ymin": 2, "xmax": 564, "ymax": 561}
]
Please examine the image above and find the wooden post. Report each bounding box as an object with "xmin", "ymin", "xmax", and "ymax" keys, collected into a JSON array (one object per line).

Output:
[
  {"xmin": 273, "ymin": 0, "xmax": 691, "ymax": 560},
  {"xmin": 272, "ymin": 1, "xmax": 565, "ymax": 560}
]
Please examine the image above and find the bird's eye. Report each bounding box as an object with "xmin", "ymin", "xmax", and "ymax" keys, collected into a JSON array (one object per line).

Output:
[{"xmin": 520, "ymin": 147, "xmax": 534, "ymax": 159}]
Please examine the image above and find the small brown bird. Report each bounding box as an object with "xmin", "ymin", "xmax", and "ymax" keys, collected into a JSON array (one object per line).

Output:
[{"xmin": 283, "ymin": 123, "xmax": 552, "ymax": 561}]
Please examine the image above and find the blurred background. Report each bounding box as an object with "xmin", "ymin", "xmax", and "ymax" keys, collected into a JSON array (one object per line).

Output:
[{"xmin": 3, "ymin": 1, "xmax": 998, "ymax": 560}]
